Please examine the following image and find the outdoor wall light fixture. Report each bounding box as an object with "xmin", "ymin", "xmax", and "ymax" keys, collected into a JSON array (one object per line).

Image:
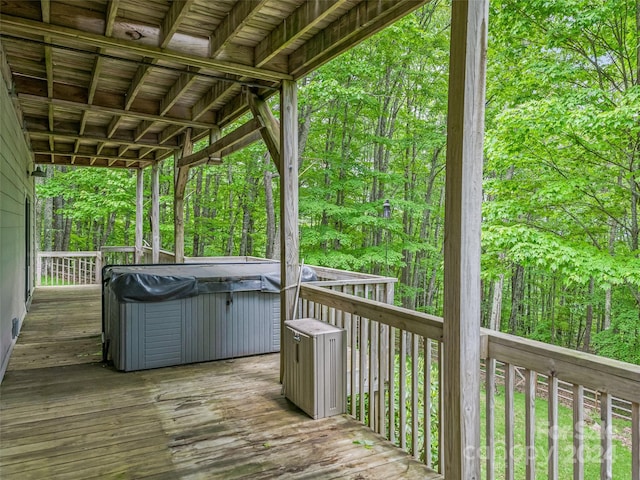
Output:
[{"xmin": 30, "ymin": 166, "xmax": 46, "ymax": 177}]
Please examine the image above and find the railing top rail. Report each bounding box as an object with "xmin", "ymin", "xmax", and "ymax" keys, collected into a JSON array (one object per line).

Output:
[
  {"xmin": 310, "ymin": 264, "xmax": 398, "ymax": 283},
  {"xmin": 100, "ymin": 246, "xmax": 136, "ymax": 253},
  {"xmin": 302, "ymin": 283, "xmax": 640, "ymax": 403},
  {"xmin": 309, "ymin": 279, "xmax": 396, "ymax": 287},
  {"xmin": 485, "ymin": 328, "xmax": 640, "ymax": 402},
  {"xmin": 37, "ymin": 251, "xmax": 99, "ymax": 257},
  {"xmin": 300, "ymin": 283, "xmax": 443, "ymax": 341}
]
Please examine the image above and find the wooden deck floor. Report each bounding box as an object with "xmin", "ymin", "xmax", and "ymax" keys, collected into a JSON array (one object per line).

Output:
[{"xmin": 1, "ymin": 286, "xmax": 442, "ymax": 479}]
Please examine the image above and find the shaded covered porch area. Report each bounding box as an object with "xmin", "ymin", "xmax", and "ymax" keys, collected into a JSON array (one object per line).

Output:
[{"xmin": 0, "ymin": 286, "xmax": 440, "ymax": 479}]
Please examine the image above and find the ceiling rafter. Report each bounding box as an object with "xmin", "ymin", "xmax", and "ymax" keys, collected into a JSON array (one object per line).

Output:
[
  {"xmin": 209, "ymin": 0, "xmax": 268, "ymax": 58},
  {"xmin": 33, "ymin": 153, "xmax": 152, "ymax": 169},
  {"xmin": 76, "ymin": 0, "xmax": 121, "ymax": 162},
  {"xmin": 196, "ymin": 1, "xmax": 345, "ymax": 128},
  {"xmin": 40, "ymin": 0, "xmax": 54, "ymax": 157},
  {"xmin": 117, "ymin": 0, "xmax": 195, "ymax": 158},
  {"xmin": 254, "ymin": 0, "xmax": 348, "ymax": 68},
  {"xmin": 19, "ymin": 92, "xmax": 216, "ymax": 130},
  {"xmin": 1, "ymin": 0, "xmax": 430, "ymax": 171},
  {"xmin": 29, "ymin": 130, "xmax": 178, "ymax": 150},
  {"xmin": 289, "ymin": 0, "xmax": 425, "ymax": 78},
  {"xmin": 32, "ymin": 143, "xmax": 154, "ymax": 162},
  {"xmin": 0, "ymin": 15, "xmax": 291, "ymax": 82}
]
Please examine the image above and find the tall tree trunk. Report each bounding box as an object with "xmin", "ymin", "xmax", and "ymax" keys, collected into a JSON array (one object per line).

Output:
[
  {"xmin": 583, "ymin": 277, "xmax": 595, "ymax": 352},
  {"xmin": 102, "ymin": 212, "xmax": 116, "ymax": 246},
  {"xmin": 43, "ymin": 168, "xmax": 54, "ymax": 252},
  {"xmin": 264, "ymin": 168, "xmax": 277, "ymax": 259},
  {"xmin": 191, "ymin": 168, "xmax": 203, "ymax": 256},
  {"xmin": 225, "ymin": 164, "xmax": 235, "ymax": 255},
  {"xmin": 489, "ymin": 270, "xmax": 504, "ymax": 331},
  {"xmin": 509, "ymin": 264, "xmax": 525, "ymax": 334}
]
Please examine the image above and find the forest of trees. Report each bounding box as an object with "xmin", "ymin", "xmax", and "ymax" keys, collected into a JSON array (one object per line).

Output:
[{"xmin": 36, "ymin": 0, "xmax": 640, "ymax": 365}]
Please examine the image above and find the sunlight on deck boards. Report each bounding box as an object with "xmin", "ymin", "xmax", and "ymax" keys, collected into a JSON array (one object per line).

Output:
[{"xmin": 1, "ymin": 286, "xmax": 441, "ymax": 479}]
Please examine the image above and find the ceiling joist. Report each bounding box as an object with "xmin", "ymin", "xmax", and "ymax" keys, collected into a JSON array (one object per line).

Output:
[{"xmin": 0, "ymin": 14, "xmax": 291, "ymax": 82}]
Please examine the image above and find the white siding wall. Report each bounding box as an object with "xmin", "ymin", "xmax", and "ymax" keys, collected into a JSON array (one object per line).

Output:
[{"xmin": 0, "ymin": 58, "xmax": 35, "ymax": 381}]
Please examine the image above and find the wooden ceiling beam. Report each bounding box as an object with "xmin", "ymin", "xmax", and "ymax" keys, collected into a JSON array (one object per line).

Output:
[
  {"xmin": 123, "ymin": 0, "xmax": 195, "ymax": 110},
  {"xmin": 159, "ymin": 124, "xmax": 186, "ymax": 145},
  {"xmin": 161, "ymin": 0, "xmax": 196, "ymax": 48},
  {"xmin": 209, "ymin": 0, "xmax": 268, "ymax": 58},
  {"xmin": 41, "ymin": 0, "xmax": 53, "ymax": 149},
  {"xmin": 288, "ymin": 0, "xmax": 427, "ymax": 78},
  {"xmin": 0, "ymin": 15, "xmax": 291, "ymax": 82},
  {"xmin": 201, "ymin": 0, "xmax": 342, "ymax": 125},
  {"xmin": 177, "ymin": 118, "xmax": 261, "ymax": 168},
  {"xmin": 73, "ymin": 0, "xmax": 120, "ymax": 164},
  {"xmin": 34, "ymin": 154, "xmax": 151, "ymax": 168},
  {"xmin": 192, "ymin": 82, "xmax": 242, "ymax": 122},
  {"xmin": 31, "ymin": 136, "xmax": 164, "ymax": 163},
  {"xmin": 28, "ymin": 128, "xmax": 179, "ymax": 149},
  {"xmin": 33, "ymin": 148, "xmax": 150, "ymax": 163},
  {"xmin": 134, "ymin": 120, "xmax": 156, "ymax": 142},
  {"xmin": 255, "ymin": 0, "xmax": 348, "ymax": 68},
  {"xmin": 160, "ymin": 68, "xmax": 199, "ymax": 115},
  {"xmin": 18, "ymin": 91, "xmax": 215, "ymax": 130}
]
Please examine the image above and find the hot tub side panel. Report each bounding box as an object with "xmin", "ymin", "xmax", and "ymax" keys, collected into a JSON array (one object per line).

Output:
[{"xmin": 104, "ymin": 287, "xmax": 281, "ymax": 371}]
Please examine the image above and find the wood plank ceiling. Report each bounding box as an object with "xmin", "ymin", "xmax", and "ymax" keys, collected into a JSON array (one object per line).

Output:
[{"xmin": 0, "ymin": 0, "xmax": 428, "ymax": 169}]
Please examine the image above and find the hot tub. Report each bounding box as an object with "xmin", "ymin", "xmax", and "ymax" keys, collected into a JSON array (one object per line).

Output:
[{"xmin": 102, "ymin": 262, "xmax": 316, "ymax": 371}]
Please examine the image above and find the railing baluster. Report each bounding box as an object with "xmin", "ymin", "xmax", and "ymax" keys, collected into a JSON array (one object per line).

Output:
[
  {"xmin": 368, "ymin": 319, "xmax": 378, "ymax": 431},
  {"xmin": 573, "ymin": 384, "xmax": 584, "ymax": 480},
  {"xmin": 633, "ymin": 402, "xmax": 639, "ymax": 480},
  {"xmin": 438, "ymin": 341, "xmax": 444, "ymax": 473},
  {"xmin": 486, "ymin": 357, "xmax": 496, "ymax": 480},
  {"xmin": 388, "ymin": 326, "xmax": 396, "ymax": 444},
  {"xmin": 525, "ymin": 369, "xmax": 536, "ymax": 480},
  {"xmin": 424, "ymin": 338, "xmax": 432, "ymax": 468},
  {"xmin": 548, "ymin": 374, "xmax": 559, "ymax": 480},
  {"xmin": 378, "ymin": 321, "xmax": 386, "ymax": 436},
  {"xmin": 411, "ymin": 333, "xmax": 419, "ymax": 458},
  {"xmin": 399, "ymin": 329, "xmax": 407, "ymax": 450},
  {"xmin": 600, "ymin": 392, "xmax": 612, "ymax": 480},
  {"xmin": 505, "ymin": 363, "xmax": 515, "ymax": 480},
  {"xmin": 359, "ymin": 317, "xmax": 368, "ymax": 423},
  {"xmin": 350, "ymin": 312, "xmax": 357, "ymax": 417}
]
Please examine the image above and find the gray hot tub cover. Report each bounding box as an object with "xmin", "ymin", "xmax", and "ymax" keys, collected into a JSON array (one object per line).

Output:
[
  {"xmin": 107, "ymin": 272, "xmax": 198, "ymax": 302},
  {"xmin": 104, "ymin": 263, "xmax": 318, "ymax": 303}
]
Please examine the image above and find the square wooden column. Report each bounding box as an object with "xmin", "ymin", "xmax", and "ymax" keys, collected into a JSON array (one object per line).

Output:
[
  {"xmin": 279, "ymin": 79, "xmax": 299, "ymax": 382},
  {"xmin": 134, "ymin": 168, "xmax": 144, "ymax": 263},
  {"xmin": 174, "ymin": 128, "xmax": 194, "ymax": 264},
  {"xmin": 151, "ymin": 161, "xmax": 160, "ymax": 264},
  {"xmin": 443, "ymin": 1, "xmax": 488, "ymax": 478}
]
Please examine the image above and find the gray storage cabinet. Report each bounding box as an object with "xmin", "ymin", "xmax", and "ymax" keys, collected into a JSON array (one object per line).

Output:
[
  {"xmin": 103, "ymin": 263, "xmax": 286, "ymax": 371},
  {"xmin": 284, "ymin": 318, "xmax": 346, "ymax": 419}
]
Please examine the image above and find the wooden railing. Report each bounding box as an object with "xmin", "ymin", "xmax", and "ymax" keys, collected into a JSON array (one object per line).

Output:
[
  {"xmin": 35, "ymin": 251, "xmax": 397, "ymax": 298},
  {"xmin": 299, "ymin": 283, "xmax": 640, "ymax": 480},
  {"xmin": 36, "ymin": 251, "xmax": 102, "ymax": 286}
]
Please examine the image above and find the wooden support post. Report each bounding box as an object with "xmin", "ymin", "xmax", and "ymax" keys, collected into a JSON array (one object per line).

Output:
[
  {"xmin": 174, "ymin": 128, "xmax": 194, "ymax": 263},
  {"xmin": 443, "ymin": 1, "xmax": 488, "ymax": 479},
  {"xmin": 279, "ymin": 79, "xmax": 299, "ymax": 382},
  {"xmin": 135, "ymin": 168, "xmax": 144, "ymax": 263},
  {"xmin": 151, "ymin": 161, "xmax": 160, "ymax": 263}
]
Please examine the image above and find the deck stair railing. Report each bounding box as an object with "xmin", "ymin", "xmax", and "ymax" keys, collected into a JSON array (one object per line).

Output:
[{"xmin": 299, "ymin": 282, "xmax": 640, "ymax": 480}]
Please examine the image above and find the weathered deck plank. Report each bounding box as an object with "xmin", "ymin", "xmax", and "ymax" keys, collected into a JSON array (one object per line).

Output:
[{"xmin": 0, "ymin": 286, "xmax": 441, "ymax": 479}]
